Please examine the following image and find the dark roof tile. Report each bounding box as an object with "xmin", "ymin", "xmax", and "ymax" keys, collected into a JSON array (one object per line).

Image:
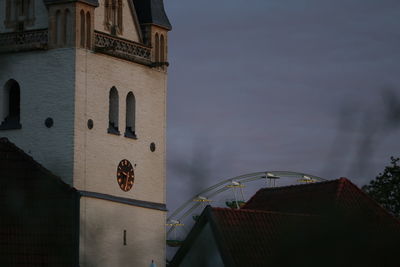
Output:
[
  {"xmin": 243, "ymin": 178, "xmax": 400, "ymax": 225},
  {"xmin": 171, "ymin": 179, "xmax": 400, "ymax": 267},
  {"xmin": 210, "ymin": 208, "xmax": 315, "ymax": 266},
  {"xmin": 0, "ymin": 138, "xmax": 79, "ymax": 266}
]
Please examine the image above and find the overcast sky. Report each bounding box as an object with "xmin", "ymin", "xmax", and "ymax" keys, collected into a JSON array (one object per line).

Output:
[{"xmin": 164, "ymin": 0, "xmax": 400, "ymax": 211}]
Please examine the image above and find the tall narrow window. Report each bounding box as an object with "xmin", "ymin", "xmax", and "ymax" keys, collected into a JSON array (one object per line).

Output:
[
  {"xmin": 80, "ymin": 10, "xmax": 85, "ymax": 48},
  {"xmin": 125, "ymin": 92, "xmax": 136, "ymax": 139},
  {"xmin": 55, "ymin": 10, "xmax": 62, "ymax": 45},
  {"xmin": 4, "ymin": 0, "xmax": 35, "ymax": 30},
  {"xmin": 155, "ymin": 33, "xmax": 160, "ymax": 63},
  {"xmin": 64, "ymin": 9, "xmax": 71, "ymax": 46},
  {"xmin": 104, "ymin": 0, "xmax": 111, "ymax": 30},
  {"xmin": 104, "ymin": 0, "xmax": 122, "ymax": 35},
  {"xmin": 160, "ymin": 34, "xmax": 165, "ymax": 69},
  {"xmin": 108, "ymin": 87, "xmax": 119, "ymax": 135},
  {"xmin": 117, "ymin": 0, "xmax": 123, "ymax": 34},
  {"xmin": 86, "ymin": 12, "xmax": 91, "ymax": 49},
  {"xmin": 5, "ymin": 0, "xmax": 13, "ymax": 28},
  {"xmin": 0, "ymin": 80, "xmax": 21, "ymax": 130}
]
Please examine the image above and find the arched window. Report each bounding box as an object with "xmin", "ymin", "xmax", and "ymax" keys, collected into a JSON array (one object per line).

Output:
[
  {"xmin": 108, "ymin": 87, "xmax": 119, "ymax": 135},
  {"xmin": 55, "ymin": 10, "xmax": 62, "ymax": 45},
  {"xmin": 86, "ymin": 12, "xmax": 91, "ymax": 49},
  {"xmin": 117, "ymin": 0, "xmax": 123, "ymax": 34},
  {"xmin": 125, "ymin": 92, "xmax": 136, "ymax": 138},
  {"xmin": 104, "ymin": 0, "xmax": 123, "ymax": 35},
  {"xmin": 0, "ymin": 79, "xmax": 21, "ymax": 130},
  {"xmin": 160, "ymin": 34, "xmax": 165, "ymax": 69},
  {"xmin": 155, "ymin": 33, "xmax": 160, "ymax": 63},
  {"xmin": 80, "ymin": 10, "xmax": 85, "ymax": 48},
  {"xmin": 5, "ymin": 0, "xmax": 12, "ymax": 25},
  {"xmin": 5, "ymin": 0, "xmax": 35, "ymax": 30},
  {"xmin": 64, "ymin": 9, "xmax": 71, "ymax": 46},
  {"xmin": 104, "ymin": 0, "xmax": 111, "ymax": 30}
]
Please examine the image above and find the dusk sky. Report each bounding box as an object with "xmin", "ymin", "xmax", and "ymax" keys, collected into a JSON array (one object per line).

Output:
[{"xmin": 164, "ymin": 0, "xmax": 400, "ymax": 211}]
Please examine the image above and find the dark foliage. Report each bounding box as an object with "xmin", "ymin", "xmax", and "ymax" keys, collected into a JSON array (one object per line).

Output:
[{"xmin": 363, "ymin": 157, "xmax": 400, "ymax": 218}]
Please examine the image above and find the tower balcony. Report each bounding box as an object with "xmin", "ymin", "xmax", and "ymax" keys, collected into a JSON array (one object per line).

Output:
[
  {"xmin": 0, "ymin": 29, "xmax": 163, "ymax": 69},
  {"xmin": 0, "ymin": 29, "xmax": 48, "ymax": 53},
  {"xmin": 94, "ymin": 31, "xmax": 153, "ymax": 67}
]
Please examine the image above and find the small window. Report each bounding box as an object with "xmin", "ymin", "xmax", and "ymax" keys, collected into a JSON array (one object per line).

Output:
[
  {"xmin": 104, "ymin": 0, "xmax": 111, "ymax": 30},
  {"xmin": 104, "ymin": 0, "xmax": 123, "ymax": 35},
  {"xmin": 80, "ymin": 10, "xmax": 85, "ymax": 48},
  {"xmin": 117, "ymin": 0, "xmax": 123, "ymax": 34},
  {"xmin": 108, "ymin": 87, "xmax": 119, "ymax": 135},
  {"xmin": 64, "ymin": 9, "xmax": 71, "ymax": 45},
  {"xmin": 125, "ymin": 92, "xmax": 136, "ymax": 139},
  {"xmin": 55, "ymin": 10, "xmax": 62, "ymax": 45},
  {"xmin": 86, "ymin": 12, "xmax": 91, "ymax": 49},
  {"xmin": 0, "ymin": 79, "xmax": 22, "ymax": 130},
  {"xmin": 4, "ymin": 0, "xmax": 35, "ymax": 30},
  {"xmin": 160, "ymin": 34, "xmax": 165, "ymax": 69},
  {"xmin": 155, "ymin": 33, "xmax": 160, "ymax": 63}
]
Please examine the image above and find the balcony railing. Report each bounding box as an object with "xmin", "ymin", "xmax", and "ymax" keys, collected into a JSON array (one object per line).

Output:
[
  {"xmin": 0, "ymin": 29, "xmax": 155, "ymax": 67},
  {"xmin": 0, "ymin": 29, "xmax": 48, "ymax": 53},
  {"xmin": 94, "ymin": 31, "xmax": 152, "ymax": 66}
]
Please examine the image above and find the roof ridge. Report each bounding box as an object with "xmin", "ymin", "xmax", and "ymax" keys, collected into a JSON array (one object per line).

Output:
[
  {"xmin": 211, "ymin": 207, "xmax": 316, "ymax": 217},
  {"xmin": 261, "ymin": 179, "xmax": 339, "ymax": 191},
  {"xmin": 243, "ymin": 179, "xmax": 340, "ymax": 209},
  {"xmin": 335, "ymin": 177, "xmax": 349, "ymax": 201},
  {"xmin": 0, "ymin": 138, "xmax": 75, "ymax": 191},
  {"xmin": 336, "ymin": 178, "xmax": 400, "ymax": 226}
]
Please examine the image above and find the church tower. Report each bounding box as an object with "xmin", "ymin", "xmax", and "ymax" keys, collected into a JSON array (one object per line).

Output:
[{"xmin": 0, "ymin": 0, "xmax": 171, "ymax": 266}]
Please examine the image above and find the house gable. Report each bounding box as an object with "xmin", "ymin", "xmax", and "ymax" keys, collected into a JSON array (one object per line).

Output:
[{"xmin": 180, "ymin": 223, "xmax": 224, "ymax": 267}]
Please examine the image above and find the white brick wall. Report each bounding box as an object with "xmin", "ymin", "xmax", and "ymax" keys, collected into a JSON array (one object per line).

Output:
[
  {"xmin": 74, "ymin": 48, "xmax": 167, "ymax": 267},
  {"xmin": 80, "ymin": 197, "xmax": 166, "ymax": 267},
  {"xmin": 0, "ymin": 48, "xmax": 76, "ymax": 184},
  {"xmin": 74, "ymin": 48, "xmax": 167, "ymax": 204}
]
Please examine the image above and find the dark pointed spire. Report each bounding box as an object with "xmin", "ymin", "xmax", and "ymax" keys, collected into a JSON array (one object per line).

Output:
[{"xmin": 133, "ymin": 0, "xmax": 172, "ymax": 30}]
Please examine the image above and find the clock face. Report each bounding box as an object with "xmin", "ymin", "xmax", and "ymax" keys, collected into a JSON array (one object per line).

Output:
[{"xmin": 117, "ymin": 159, "xmax": 135, "ymax": 192}]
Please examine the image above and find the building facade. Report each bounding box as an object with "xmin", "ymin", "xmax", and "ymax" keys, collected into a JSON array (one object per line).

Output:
[{"xmin": 0, "ymin": 0, "xmax": 171, "ymax": 266}]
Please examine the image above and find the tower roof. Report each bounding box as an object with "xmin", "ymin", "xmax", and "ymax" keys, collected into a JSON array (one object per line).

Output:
[{"xmin": 133, "ymin": 0, "xmax": 172, "ymax": 30}]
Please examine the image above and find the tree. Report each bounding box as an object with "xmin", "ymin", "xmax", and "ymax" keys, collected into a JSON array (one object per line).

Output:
[{"xmin": 362, "ymin": 157, "xmax": 400, "ymax": 218}]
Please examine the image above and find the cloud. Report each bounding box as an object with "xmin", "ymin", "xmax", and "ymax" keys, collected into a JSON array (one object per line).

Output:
[{"xmin": 165, "ymin": 0, "xmax": 400, "ymax": 213}]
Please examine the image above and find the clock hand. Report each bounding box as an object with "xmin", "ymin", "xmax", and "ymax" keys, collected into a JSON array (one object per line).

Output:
[{"xmin": 124, "ymin": 173, "xmax": 129, "ymax": 190}]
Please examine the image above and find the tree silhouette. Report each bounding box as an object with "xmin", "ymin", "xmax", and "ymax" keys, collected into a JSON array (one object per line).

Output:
[{"xmin": 363, "ymin": 157, "xmax": 400, "ymax": 218}]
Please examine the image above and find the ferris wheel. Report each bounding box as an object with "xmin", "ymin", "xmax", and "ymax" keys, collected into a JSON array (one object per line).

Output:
[{"xmin": 166, "ymin": 171, "xmax": 327, "ymax": 248}]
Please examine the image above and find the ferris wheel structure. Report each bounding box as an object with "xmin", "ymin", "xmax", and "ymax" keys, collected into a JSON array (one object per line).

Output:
[{"xmin": 166, "ymin": 171, "xmax": 327, "ymax": 247}]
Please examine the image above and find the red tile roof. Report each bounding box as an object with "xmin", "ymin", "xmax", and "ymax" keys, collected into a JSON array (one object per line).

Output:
[
  {"xmin": 210, "ymin": 208, "xmax": 316, "ymax": 267},
  {"xmin": 243, "ymin": 178, "xmax": 399, "ymax": 225},
  {"xmin": 171, "ymin": 178, "xmax": 400, "ymax": 267}
]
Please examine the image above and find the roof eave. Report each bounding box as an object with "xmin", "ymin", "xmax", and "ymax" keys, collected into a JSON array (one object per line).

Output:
[{"xmin": 43, "ymin": 0, "xmax": 99, "ymax": 7}]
